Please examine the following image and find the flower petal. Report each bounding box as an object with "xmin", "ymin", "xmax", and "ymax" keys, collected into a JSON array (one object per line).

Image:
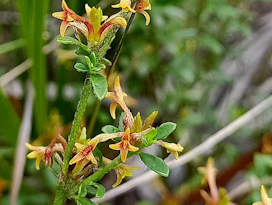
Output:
[
  {"xmin": 128, "ymin": 144, "xmax": 139, "ymax": 152},
  {"xmin": 86, "ymin": 152, "xmax": 97, "ymax": 164},
  {"xmin": 60, "ymin": 21, "xmax": 70, "ymax": 37},
  {"xmin": 75, "ymin": 143, "xmax": 87, "ymax": 151},
  {"xmin": 109, "ymin": 142, "xmax": 121, "ymax": 151},
  {"xmin": 120, "ymin": 148, "xmax": 128, "ymax": 162},
  {"xmin": 52, "ymin": 11, "xmax": 66, "ymax": 20},
  {"xmin": 35, "ymin": 156, "xmax": 43, "ymax": 170},
  {"xmin": 110, "ymin": 102, "xmax": 118, "ymax": 119},
  {"xmin": 139, "ymin": 10, "xmax": 150, "ymax": 25},
  {"xmin": 69, "ymin": 152, "xmax": 85, "ymax": 165},
  {"xmin": 112, "ymin": 171, "xmax": 123, "ymax": 187},
  {"xmin": 72, "ymin": 158, "xmax": 89, "ymax": 174}
]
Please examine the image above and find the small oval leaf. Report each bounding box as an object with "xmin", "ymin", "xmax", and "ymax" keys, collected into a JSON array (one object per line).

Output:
[
  {"xmin": 57, "ymin": 36, "xmax": 90, "ymax": 52},
  {"xmin": 102, "ymin": 125, "xmax": 120, "ymax": 134},
  {"xmin": 139, "ymin": 153, "xmax": 169, "ymax": 177},
  {"xmin": 90, "ymin": 74, "xmax": 108, "ymax": 100},
  {"xmin": 155, "ymin": 122, "xmax": 177, "ymax": 140},
  {"xmin": 76, "ymin": 197, "xmax": 98, "ymax": 205},
  {"xmin": 74, "ymin": 63, "xmax": 89, "ymax": 73}
]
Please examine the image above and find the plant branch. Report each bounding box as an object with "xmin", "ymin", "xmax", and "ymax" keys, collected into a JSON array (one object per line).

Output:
[
  {"xmin": 81, "ymin": 156, "xmax": 122, "ymax": 187},
  {"xmin": 92, "ymin": 95, "xmax": 272, "ymax": 203}
]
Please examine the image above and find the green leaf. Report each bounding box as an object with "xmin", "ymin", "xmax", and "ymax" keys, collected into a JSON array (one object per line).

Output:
[
  {"xmin": 75, "ymin": 47, "xmax": 90, "ymax": 56},
  {"xmin": 90, "ymin": 74, "xmax": 108, "ymax": 100},
  {"xmin": 85, "ymin": 56, "xmax": 93, "ymax": 70},
  {"xmin": 101, "ymin": 58, "xmax": 112, "ymax": 66},
  {"xmin": 89, "ymin": 182, "xmax": 106, "ymax": 198},
  {"xmin": 76, "ymin": 197, "xmax": 98, "ymax": 205},
  {"xmin": 102, "ymin": 125, "xmax": 120, "ymax": 134},
  {"xmin": 139, "ymin": 153, "xmax": 169, "ymax": 177},
  {"xmin": 155, "ymin": 122, "xmax": 177, "ymax": 140},
  {"xmin": 74, "ymin": 63, "xmax": 89, "ymax": 73},
  {"xmin": 57, "ymin": 36, "xmax": 90, "ymax": 52},
  {"xmin": 89, "ymin": 52, "xmax": 97, "ymax": 66},
  {"xmin": 92, "ymin": 63, "xmax": 106, "ymax": 72},
  {"xmin": 142, "ymin": 128, "xmax": 157, "ymax": 146},
  {"xmin": 93, "ymin": 148, "xmax": 103, "ymax": 167},
  {"xmin": 78, "ymin": 185, "xmax": 88, "ymax": 197},
  {"xmin": 86, "ymin": 186, "xmax": 96, "ymax": 195},
  {"xmin": 17, "ymin": 0, "xmax": 49, "ymax": 134}
]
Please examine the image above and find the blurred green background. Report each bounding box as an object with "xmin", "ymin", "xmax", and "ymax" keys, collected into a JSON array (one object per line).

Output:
[{"xmin": 1, "ymin": 0, "xmax": 272, "ymax": 204}]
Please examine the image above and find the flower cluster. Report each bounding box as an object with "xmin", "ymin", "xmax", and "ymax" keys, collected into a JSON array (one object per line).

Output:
[{"xmin": 52, "ymin": 0, "xmax": 126, "ymax": 45}]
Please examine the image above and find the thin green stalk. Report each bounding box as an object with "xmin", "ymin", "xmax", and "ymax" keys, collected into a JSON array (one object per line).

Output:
[
  {"xmin": 62, "ymin": 76, "xmax": 93, "ymax": 176},
  {"xmin": 81, "ymin": 152, "xmax": 139, "ymax": 187},
  {"xmin": 81, "ymin": 156, "xmax": 122, "ymax": 187}
]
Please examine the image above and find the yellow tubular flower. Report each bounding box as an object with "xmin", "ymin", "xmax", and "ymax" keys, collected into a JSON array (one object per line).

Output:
[
  {"xmin": 109, "ymin": 128, "xmax": 139, "ymax": 162},
  {"xmin": 113, "ymin": 164, "xmax": 139, "ymax": 187},
  {"xmin": 26, "ymin": 143, "xmax": 46, "ymax": 170},
  {"xmin": 69, "ymin": 142, "xmax": 98, "ymax": 165},
  {"xmin": 112, "ymin": 0, "xmax": 136, "ymax": 13},
  {"xmin": 136, "ymin": 0, "xmax": 152, "ymax": 25},
  {"xmin": 106, "ymin": 76, "xmax": 133, "ymax": 124},
  {"xmin": 157, "ymin": 141, "xmax": 183, "ymax": 159}
]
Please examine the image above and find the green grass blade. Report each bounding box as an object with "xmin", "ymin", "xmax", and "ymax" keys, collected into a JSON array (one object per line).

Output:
[
  {"xmin": 0, "ymin": 90, "xmax": 20, "ymax": 146},
  {"xmin": 0, "ymin": 39, "xmax": 26, "ymax": 55},
  {"xmin": 16, "ymin": 0, "xmax": 49, "ymax": 134}
]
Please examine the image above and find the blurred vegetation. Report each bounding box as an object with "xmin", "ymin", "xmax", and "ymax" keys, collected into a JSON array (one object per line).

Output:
[{"xmin": 1, "ymin": 0, "xmax": 272, "ymax": 204}]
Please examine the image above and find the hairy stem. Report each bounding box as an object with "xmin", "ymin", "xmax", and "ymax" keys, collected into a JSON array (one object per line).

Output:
[
  {"xmin": 62, "ymin": 76, "xmax": 92, "ymax": 176},
  {"xmin": 53, "ymin": 184, "xmax": 66, "ymax": 205},
  {"xmin": 54, "ymin": 76, "xmax": 93, "ymax": 204}
]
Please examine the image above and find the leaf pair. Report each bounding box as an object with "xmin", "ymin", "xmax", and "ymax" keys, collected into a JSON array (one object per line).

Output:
[{"xmin": 76, "ymin": 182, "xmax": 106, "ymax": 205}]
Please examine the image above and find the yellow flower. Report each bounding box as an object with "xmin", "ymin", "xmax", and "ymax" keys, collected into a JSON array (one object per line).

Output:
[
  {"xmin": 52, "ymin": 0, "xmax": 92, "ymax": 37},
  {"xmin": 106, "ymin": 76, "xmax": 134, "ymax": 130},
  {"xmin": 113, "ymin": 163, "xmax": 139, "ymax": 187},
  {"xmin": 52, "ymin": 0, "xmax": 127, "ymax": 44},
  {"xmin": 26, "ymin": 143, "xmax": 46, "ymax": 170},
  {"xmin": 103, "ymin": 157, "xmax": 139, "ymax": 187},
  {"xmin": 112, "ymin": 0, "xmax": 136, "ymax": 13},
  {"xmin": 106, "ymin": 76, "xmax": 127, "ymax": 119},
  {"xmin": 70, "ymin": 132, "xmax": 121, "ymax": 172},
  {"xmin": 85, "ymin": 5, "xmax": 127, "ymax": 44},
  {"xmin": 136, "ymin": 0, "xmax": 152, "ymax": 25},
  {"xmin": 69, "ymin": 141, "xmax": 99, "ymax": 166},
  {"xmin": 109, "ymin": 128, "xmax": 139, "ymax": 162},
  {"xmin": 253, "ymin": 185, "xmax": 272, "ymax": 205},
  {"xmin": 157, "ymin": 141, "xmax": 183, "ymax": 159}
]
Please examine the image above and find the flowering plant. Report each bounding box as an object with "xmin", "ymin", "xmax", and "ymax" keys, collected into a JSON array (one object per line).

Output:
[{"xmin": 26, "ymin": 0, "xmax": 183, "ymax": 204}]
